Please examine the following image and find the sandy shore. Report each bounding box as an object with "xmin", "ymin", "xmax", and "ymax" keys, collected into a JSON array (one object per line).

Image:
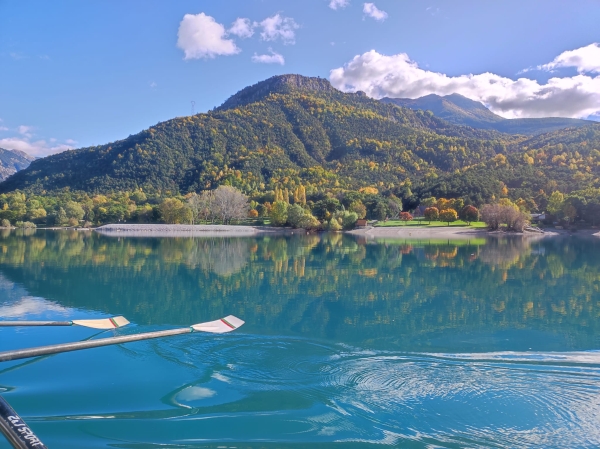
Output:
[
  {"xmin": 93, "ymin": 224, "xmax": 600, "ymax": 239},
  {"xmin": 347, "ymin": 226, "xmax": 600, "ymax": 240},
  {"xmin": 95, "ymin": 224, "xmax": 296, "ymax": 238}
]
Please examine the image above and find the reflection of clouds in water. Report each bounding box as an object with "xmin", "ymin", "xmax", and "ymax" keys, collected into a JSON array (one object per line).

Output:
[
  {"xmin": 176, "ymin": 386, "xmax": 216, "ymax": 401},
  {"xmin": 0, "ymin": 296, "xmax": 68, "ymax": 317}
]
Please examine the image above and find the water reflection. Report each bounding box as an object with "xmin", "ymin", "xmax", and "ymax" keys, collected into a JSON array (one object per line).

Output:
[{"xmin": 1, "ymin": 230, "xmax": 600, "ymax": 351}]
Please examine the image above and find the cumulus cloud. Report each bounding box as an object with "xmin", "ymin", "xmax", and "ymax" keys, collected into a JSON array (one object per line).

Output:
[
  {"xmin": 177, "ymin": 13, "xmax": 240, "ymax": 60},
  {"xmin": 229, "ymin": 18, "xmax": 255, "ymax": 39},
  {"xmin": 0, "ymin": 126, "xmax": 8, "ymax": 132},
  {"xmin": 363, "ymin": 3, "xmax": 388, "ymax": 21},
  {"xmin": 329, "ymin": 48, "xmax": 600, "ymax": 119},
  {"xmin": 258, "ymin": 14, "xmax": 299, "ymax": 44},
  {"xmin": 329, "ymin": 0, "xmax": 350, "ymax": 10},
  {"xmin": 17, "ymin": 125, "xmax": 33, "ymax": 137},
  {"xmin": 538, "ymin": 43, "xmax": 600, "ymax": 74},
  {"xmin": 252, "ymin": 48, "xmax": 285, "ymax": 65},
  {"xmin": 0, "ymin": 127, "xmax": 76, "ymax": 158}
]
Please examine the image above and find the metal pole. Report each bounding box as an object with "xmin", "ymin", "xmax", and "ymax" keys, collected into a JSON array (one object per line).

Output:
[
  {"xmin": 0, "ymin": 328, "xmax": 193, "ymax": 362},
  {"xmin": 0, "ymin": 395, "xmax": 47, "ymax": 449},
  {"xmin": 0, "ymin": 322, "xmax": 72, "ymax": 327}
]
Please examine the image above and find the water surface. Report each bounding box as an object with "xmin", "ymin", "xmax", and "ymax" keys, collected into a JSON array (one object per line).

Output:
[{"xmin": 1, "ymin": 230, "xmax": 600, "ymax": 448}]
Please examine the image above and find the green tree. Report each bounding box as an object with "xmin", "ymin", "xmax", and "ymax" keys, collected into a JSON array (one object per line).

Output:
[
  {"xmin": 547, "ymin": 191, "xmax": 565, "ymax": 218},
  {"xmin": 269, "ymin": 201, "xmax": 288, "ymax": 226},
  {"xmin": 349, "ymin": 200, "xmax": 367, "ymax": 219},
  {"xmin": 159, "ymin": 198, "xmax": 192, "ymax": 224},
  {"xmin": 64, "ymin": 201, "xmax": 85, "ymax": 221}
]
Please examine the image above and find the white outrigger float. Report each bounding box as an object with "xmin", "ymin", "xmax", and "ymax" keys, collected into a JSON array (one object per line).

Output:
[{"xmin": 0, "ymin": 315, "xmax": 244, "ymax": 449}]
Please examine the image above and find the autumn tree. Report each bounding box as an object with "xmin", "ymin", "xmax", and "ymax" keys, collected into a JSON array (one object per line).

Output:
[
  {"xmin": 462, "ymin": 205, "xmax": 479, "ymax": 225},
  {"xmin": 399, "ymin": 211, "xmax": 413, "ymax": 224},
  {"xmin": 439, "ymin": 209, "xmax": 458, "ymax": 226},
  {"xmin": 424, "ymin": 207, "xmax": 439, "ymax": 224}
]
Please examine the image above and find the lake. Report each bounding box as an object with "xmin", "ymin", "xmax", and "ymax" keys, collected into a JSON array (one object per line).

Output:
[{"xmin": 1, "ymin": 230, "xmax": 600, "ymax": 448}]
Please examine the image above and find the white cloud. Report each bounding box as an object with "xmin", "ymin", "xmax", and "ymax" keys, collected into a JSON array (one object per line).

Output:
[
  {"xmin": 65, "ymin": 139, "xmax": 78, "ymax": 145},
  {"xmin": 177, "ymin": 13, "xmax": 240, "ymax": 60},
  {"xmin": 17, "ymin": 125, "xmax": 33, "ymax": 137},
  {"xmin": 229, "ymin": 18, "xmax": 254, "ymax": 39},
  {"xmin": 329, "ymin": 0, "xmax": 350, "ymax": 10},
  {"xmin": 363, "ymin": 3, "xmax": 388, "ymax": 21},
  {"xmin": 252, "ymin": 48, "xmax": 285, "ymax": 65},
  {"xmin": 258, "ymin": 14, "xmax": 299, "ymax": 44},
  {"xmin": 0, "ymin": 137, "xmax": 75, "ymax": 157},
  {"xmin": 0, "ymin": 126, "xmax": 8, "ymax": 132},
  {"xmin": 329, "ymin": 48, "xmax": 600, "ymax": 119},
  {"xmin": 149, "ymin": 81, "xmax": 157, "ymax": 88},
  {"xmin": 539, "ymin": 42, "xmax": 600, "ymax": 74}
]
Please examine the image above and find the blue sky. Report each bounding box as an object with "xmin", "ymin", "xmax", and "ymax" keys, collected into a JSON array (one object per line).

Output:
[{"xmin": 0, "ymin": 0, "xmax": 599, "ymax": 157}]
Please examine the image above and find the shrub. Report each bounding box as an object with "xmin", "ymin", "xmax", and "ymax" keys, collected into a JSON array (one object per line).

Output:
[
  {"xmin": 15, "ymin": 221, "xmax": 36, "ymax": 229},
  {"xmin": 1, "ymin": 219, "xmax": 9, "ymax": 228},
  {"xmin": 326, "ymin": 218, "xmax": 342, "ymax": 231}
]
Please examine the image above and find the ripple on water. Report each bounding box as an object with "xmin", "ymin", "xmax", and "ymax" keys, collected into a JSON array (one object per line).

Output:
[{"xmin": 142, "ymin": 336, "xmax": 600, "ymax": 448}]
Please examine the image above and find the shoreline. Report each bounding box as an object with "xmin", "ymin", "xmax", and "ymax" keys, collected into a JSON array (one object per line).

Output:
[
  {"xmin": 347, "ymin": 226, "xmax": 600, "ymax": 240},
  {"xmin": 94, "ymin": 223, "xmax": 297, "ymax": 237},
  {"xmin": 15, "ymin": 223, "xmax": 599, "ymax": 239}
]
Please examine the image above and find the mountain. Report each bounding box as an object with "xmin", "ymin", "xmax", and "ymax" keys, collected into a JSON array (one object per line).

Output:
[
  {"xmin": 0, "ymin": 148, "xmax": 35, "ymax": 182},
  {"xmin": 381, "ymin": 94, "xmax": 593, "ymax": 136},
  {"xmin": 0, "ymin": 75, "xmax": 517, "ymax": 195}
]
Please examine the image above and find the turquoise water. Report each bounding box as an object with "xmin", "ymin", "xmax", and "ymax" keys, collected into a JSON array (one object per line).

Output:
[{"xmin": 1, "ymin": 230, "xmax": 600, "ymax": 448}]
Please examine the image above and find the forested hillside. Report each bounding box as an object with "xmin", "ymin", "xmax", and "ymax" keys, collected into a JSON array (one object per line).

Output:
[
  {"xmin": 417, "ymin": 124, "xmax": 600, "ymax": 208},
  {"xmin": 1, "ymin": 74, "xmax": 599, "ymax": 227},
  {"xmin": 0, "ymin": 75, "xmax": 515, "ymax": 196}
]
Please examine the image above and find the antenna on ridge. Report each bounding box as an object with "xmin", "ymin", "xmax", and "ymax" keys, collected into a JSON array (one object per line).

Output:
[{"xmin": 191, "ymin": 100, "xmax": 196, "ymax": 116}]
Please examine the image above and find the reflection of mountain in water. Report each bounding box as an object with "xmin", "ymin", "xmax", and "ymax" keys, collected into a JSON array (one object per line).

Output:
[{"xmin": 0, "ymin": 230, "xmax": 599, "ymax": 351}]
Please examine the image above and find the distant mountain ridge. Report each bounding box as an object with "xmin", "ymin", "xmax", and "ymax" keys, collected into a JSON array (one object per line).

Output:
[
  {"xmin": 381, "ymin": 94, "xmax": 593, "ymax": 135},
  {"xmin": 0, "ymin": 148, "xmax": 35, "ymax": 182},
  {"xmin": 0, "ymin": 74, "xmax": 517, "ymax": 194},
  {"xmin": 2, "ymin": 74, "xmax": 600, "ymax": 209}
]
